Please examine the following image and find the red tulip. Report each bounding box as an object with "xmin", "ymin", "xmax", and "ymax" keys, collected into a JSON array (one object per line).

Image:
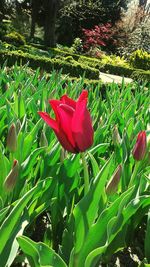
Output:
[
  {"xmin": 38, "ymin": 90, "xmax": 94, "ymax": 153},
  {"xmin": 132, "ymin": 131, "xmax": 147, "ymax": 161}
]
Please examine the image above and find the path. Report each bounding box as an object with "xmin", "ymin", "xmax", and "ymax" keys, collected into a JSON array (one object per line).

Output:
[{"xmin": 99, "ymin": 72, "xmax": 133, "ymax": 84}]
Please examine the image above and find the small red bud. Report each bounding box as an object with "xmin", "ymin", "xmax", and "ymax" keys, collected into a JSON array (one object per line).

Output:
[{"xmin": 132, "ymin": 131, "xmax": 147, "ymax": 161}]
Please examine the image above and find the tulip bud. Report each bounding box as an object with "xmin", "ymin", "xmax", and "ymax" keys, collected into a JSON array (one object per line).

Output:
[
  {"xmin": 3, "ymin": 160, "xmax": 19, "ymax": 192},
  {"xmin": 40, "ymin": 130, "xmax": 48, "ymax": 147},
  {"xmin": 106, "ymin": 165, "xmax": 122, "ymax": 195},
  {"xmin": 112, "ymin": 125, "xmax": 121, "ymax": 146},
  {"xmin": 7, "ymin": 123, "xmax": 17, "ymax": 152},
  {"xmin": 132, "ymin": 131, "xmax": 147, "ymax": 161}
]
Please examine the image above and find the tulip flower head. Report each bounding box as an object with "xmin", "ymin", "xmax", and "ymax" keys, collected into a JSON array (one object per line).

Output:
[
  {"xmin": 38, "ymin": 90, "xmax": 94, "ymax": 153},
  {"xmin": 132, "ymin": 131, "xmax": 147, "ymax": 161}
]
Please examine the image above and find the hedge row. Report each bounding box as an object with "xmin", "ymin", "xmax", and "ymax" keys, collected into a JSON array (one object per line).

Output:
[
  {"xmin": 0, "ymin": 49, "xmax": 99, "ymax": 80},
  {"xmin": 131, "ymin": 69, "xmax": 150, "ymax": 83},
  {"xmin": 0, "ymin": 48, "xmax": 150, "ymax": 83},
  {"xmin": 49, "ymin": 49, "xmax": 150, "ymax": 80},
  {"xmin": 130, "ymin": 49, "xmax": 150, "ymax": 71}
]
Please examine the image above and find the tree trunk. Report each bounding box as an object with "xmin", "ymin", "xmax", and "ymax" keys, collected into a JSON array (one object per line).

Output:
[
  {"xmin": 30, "ymin": 0, "xmax": 38, "ymax": 39},
  {"xmin": 44, "ymin": 0, "xmax": 60, "ymax": 47}
]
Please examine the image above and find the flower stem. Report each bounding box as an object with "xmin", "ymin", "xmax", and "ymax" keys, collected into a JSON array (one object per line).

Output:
[
  {"xmin": 129, "ymin": 161, "xmax": 141, "ymax": 187},
  {"xmin": 81, "ymin": 152, "xmax": 89, "ymax": 195}
]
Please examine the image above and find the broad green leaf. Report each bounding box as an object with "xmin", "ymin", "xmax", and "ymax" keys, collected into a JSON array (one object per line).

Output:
[
  {"xmin": 0, "ymin": 213, "xmax": 29, "ymax": 267},
  {"xmin": 21, "ymin": 147, "xmax": 45, "ymax": 177},
  {"xmin": 17, "ymin": 235, "xmax": 67, "ymax": 267},
  {"xmin": 22, "ymin": 119, "xmax": 42, "ymax": 160},
  {"xmin": 70, "ymin": 187, "xmax": 135, "ymax": 267},
  {"xmin": 0, "ymin": 179, "xmax": 45, "ymax": 254}
]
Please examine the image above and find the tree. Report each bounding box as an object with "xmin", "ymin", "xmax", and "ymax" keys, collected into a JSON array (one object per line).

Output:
[
  {"xmin": 43, "ymin": 0, "xmax": 60, "ymax": 47},
  {"xmin": 30, "ymin": 0, "xmax": 41, "ymax": 39}
]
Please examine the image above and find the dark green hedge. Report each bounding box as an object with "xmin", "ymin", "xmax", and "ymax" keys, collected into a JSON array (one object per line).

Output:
[
  {"xmin": 0, "ymin": 49, "xmax": 99, "ymax": 79},
  {"xmin": 78, "ymin": 56, "xmax": 134, "ymax": 77},
  {"xmin": 131, "ymin": 69, "xmax": 150, "ymax": 83}
]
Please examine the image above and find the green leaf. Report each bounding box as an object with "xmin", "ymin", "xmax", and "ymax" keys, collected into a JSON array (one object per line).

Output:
[
  {"xmin": 21, "ymin": 147, "xmax": 45, "ymax": 177},
  {"xmin": 70, "ymin": 186, "xmax": 135, "ymax": 267},
  {"xmin": 63, "ymin": 156, "xmax": 113, "ymax": 265},
  {"xmin": 87, "ymin": 152, "xmax": 99, "ymax": 177},
  {"xmin": 144, "ymin": 209, "xmax": 150, "ymax": 262},
  {"xmin": 17, "ymin": 235, "xmax": 67, "ymax": 267},
  {"xmin": 22, "ymin": 119, "xmax": 42, "ymax": 160},
  {"xmin": 0, "ymin": 179, "xmax": 45, "ymax": 254},
  {"xmin": 0, "ymin": 212, "xmax": 29, "ymax": 267}
]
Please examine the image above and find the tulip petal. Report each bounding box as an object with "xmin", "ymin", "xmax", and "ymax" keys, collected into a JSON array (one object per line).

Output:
[
  {"xmin": 72, "ymin": 99, "xmax": 93, "ymax": 152},
  {"xmin": 57, "ymin": 104, "xmax": 76, "ymax": 149},
  {"xmin": 49, "ymin": 100, "xmax": 62, "ymax": 122},
  {"xmin": 78, "ymin": 90, "xmax": 88, "ymax": 102},
  {"xmin": 38, "ymin": 112, "xmax": 58, "ymax": 131},
  {"xmin": 61, "ymin": 95, "xmax": 76, "ymax": 109},
  {"xmin": 55, "ymin": 130, "xmax": 76, "ymax": 153}
]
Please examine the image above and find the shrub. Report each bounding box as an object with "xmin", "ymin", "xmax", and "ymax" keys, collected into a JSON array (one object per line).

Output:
[
  {"xmin": 131, "ymin": 69, "xmax": 150, "ymax": 83},
  {"xmin": 0, "ymin": 49, "xmax": 99, "ymax": 79},
  {"xmin": 4, "ymin": 31, "xmax": 26, "ymax": 46},
  {"xmin": 57, "ymin": 1, "xmax": 126, "ymax": 45},
  {"xmin": 78, "ymin": 55, "xmax": 134, "ymax": 77},
  {"xmin": 82, "ymin": 23, "xmax": 114, "ymax": 51},
  {"xmin": 0, "ymin": 19, "xmax": 13, "ymax": 40},
  {"xmin": 130, "ymin": 49, "xmax": 150, "ymax": 71},
  {"xmin": 70, "ymin": 38, "xmax": 83, "ymax": 54}
]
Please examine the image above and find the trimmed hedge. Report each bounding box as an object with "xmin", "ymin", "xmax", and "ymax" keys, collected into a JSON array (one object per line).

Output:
[
  {"xmin": 0, "ymin": 45, "xmax": 149, "ymax": 83},
  {"xmin": 0, "ymin": 49, "xmax": 99, "ymax": 79},
  {"xmin": 78, "ymin": 56, "xmax": 134, "ymax": 77},
  {"xmin": 130, "ymin": 50, "xmax": 150, "ymax": 71},
  {"xmin": 131, "ymin": 69, "xmax": 150, "ymax": 83}
]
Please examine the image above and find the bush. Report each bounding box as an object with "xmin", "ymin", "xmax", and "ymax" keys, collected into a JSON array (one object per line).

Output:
[
  {"xmin": 0, "ymin": 19, "xmax": 13, "ymax": 40},
  {"xmin": 131, "ymin": 69, "xmax": 150, "ymax": 83},
  {"xmin": 57, "ymin": 1, "xmax": 125, "ymax": 45},
  {"xmin": 4, "ymin": 31, "xmax": 26, "ymax": 46},
  {"xmin": 0, "ymin": 49, "xmax": 99, "ymax": 79},
  {"xmin": 82, "ymin": 23, "xmax": 115, "ymax": 52},
  {"xmin": 130, "ymin": 50, "xmax": 150, "ymax": 71},
  {"xmin": 78, "ymin": 55, "xmax": 134, "ymax": 77}
]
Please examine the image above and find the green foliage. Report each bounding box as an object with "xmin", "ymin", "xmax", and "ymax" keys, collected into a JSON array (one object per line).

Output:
[
  {"xmin": 5, "ymin": 31, "xmax": 26, "ymax": 46},
  {"xmin": 130, "ymin": 49, "xmax": 150, "ymax": 71},
  {"xmin": 1, "ymin": 41, "xmax": 149, "ymax": 83},
  {"xmin": 0, "ymin": 19, "xmax": 13, "ymax": 40},
  {"xmin": 0, "ymin": 49, "xmax": 99, "ymax": 79},
  {"xmin": 58, "ymin": 1, "xmax": 126, "ymax": 45},
  {"xmin": 131, "ymin": 69, "xmax": 150, "ymax": 83},
  {"xmin": 18, "ymin": 235, "xmax": 67, "ymax": 267},
  {"xmin": 70, "ymin": 38, "xmax": 83, "ymax": 54},
  {"xmin": 0, "ymin": 65, "xmax": 149, "ymax": 266}
]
